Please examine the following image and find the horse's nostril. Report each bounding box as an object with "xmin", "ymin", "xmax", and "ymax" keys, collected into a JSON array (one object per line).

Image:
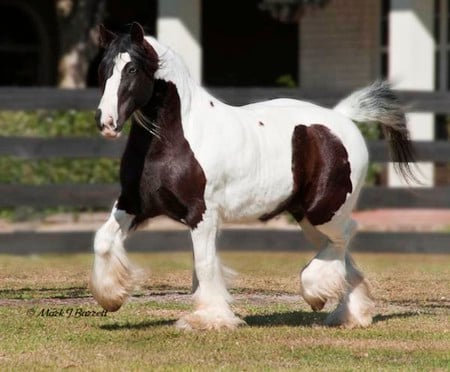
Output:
[{"xmin": 104, "ymin": 116, "xmax": 114, "ymax": 128}]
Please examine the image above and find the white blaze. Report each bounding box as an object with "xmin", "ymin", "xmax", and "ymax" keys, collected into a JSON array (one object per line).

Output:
[{"xmin": 98, "ymin": 52, "xmax": 131, "ymax": 127}]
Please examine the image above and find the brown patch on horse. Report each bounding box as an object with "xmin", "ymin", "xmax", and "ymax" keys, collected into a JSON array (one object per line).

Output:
[
  {"xmin": 210, "ymin": 101, "xmax": 215, "ymax": 107},
  {"xmin": 117, "ymin": 80, "xmax": 207, "ymax": 229},
  {"xmin": 258, "ymin": 121, "xmax": 265, "ymax": 126},
  {"xmin": 260, "ymin": 124, "xmax": 352, "ymax": 225}
]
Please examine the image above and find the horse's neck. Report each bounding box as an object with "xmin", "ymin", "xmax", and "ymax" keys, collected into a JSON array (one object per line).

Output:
[{"xmin": 146, "ymin": 37, "xmax": 203, "ymax": 121}]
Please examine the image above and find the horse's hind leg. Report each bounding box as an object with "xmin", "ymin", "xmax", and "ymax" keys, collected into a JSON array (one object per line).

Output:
[
  {"xmin": 299, "ymin": 218, "xmax": 351, "ymax": 312},
  {"xmin": 299, "ymin": 217, "xmax": 374, "ymax": 327},
  {"xmin": 89, "ymin": 202, "xmax": 140, "ymax": 312},
  {"xmin": 297, "ymin": 218, "xmax": 329, "ymax": 311},
  {"xmin": 326, "ymin": 252, "xmax": 374, "ymax": 328}
]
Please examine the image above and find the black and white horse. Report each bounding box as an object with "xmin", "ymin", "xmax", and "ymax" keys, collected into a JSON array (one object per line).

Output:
[{"xmin": 91, "ymin": 23, "xmax": 415, "ymax": 330}]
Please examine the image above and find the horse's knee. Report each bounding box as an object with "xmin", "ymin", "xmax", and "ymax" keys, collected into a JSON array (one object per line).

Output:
[{"xmin": 317, "ymin": 218, "xmax": 358, "ymax": 250}]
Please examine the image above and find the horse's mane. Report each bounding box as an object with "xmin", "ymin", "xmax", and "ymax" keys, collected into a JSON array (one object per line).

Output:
[
  {"xmin": 127, "ymin": 37, "xmax": 195, "ymax": 139},
  {"xmin": 144, "ymin": 36, "xmax": 193, "ymax": 84},
  {"xmin": 99, "ymin": 33, "xmax": 159, "ymax": 86}
]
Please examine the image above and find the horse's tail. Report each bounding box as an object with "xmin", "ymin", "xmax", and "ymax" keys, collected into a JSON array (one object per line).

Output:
[{"xmin": 334, "ymin": 80, "xmax": 417, "ymax": 183}]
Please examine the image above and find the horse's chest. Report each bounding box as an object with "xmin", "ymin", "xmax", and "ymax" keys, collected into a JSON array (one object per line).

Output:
[{"xmin": 120, "ymin": 138, "xmax": 206, "ymax": 228}]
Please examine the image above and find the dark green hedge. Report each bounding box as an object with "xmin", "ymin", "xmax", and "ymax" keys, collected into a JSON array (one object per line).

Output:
[
  {"xmin": 0, "ymin": 110, "xmax": 98, "ymax": 136},
  {"xmin": 0, "ymin": 157, "xmax": 119, "ymax": 185},
  {"xmin": 0, "ymin": 110, "xmax": 120, "ymax": 186}
]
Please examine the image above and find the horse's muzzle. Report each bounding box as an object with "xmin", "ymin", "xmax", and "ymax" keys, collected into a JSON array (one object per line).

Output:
[{"xmin": 95, "ymin": 109, "xmax": 120, "ymax": 139}]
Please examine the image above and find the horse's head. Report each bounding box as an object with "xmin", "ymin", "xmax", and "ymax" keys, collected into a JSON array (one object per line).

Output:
[{"xmin": 95, "ymin": 22, "xmax": 159, "ymax": 139}]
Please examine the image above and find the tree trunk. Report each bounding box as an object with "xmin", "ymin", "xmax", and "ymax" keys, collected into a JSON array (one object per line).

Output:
[{"xmin": 56, "ymin": 0, "xmax": 106, "ymax": 88}]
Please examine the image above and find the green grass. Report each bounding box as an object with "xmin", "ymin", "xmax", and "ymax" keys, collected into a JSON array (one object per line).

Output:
[{"xmin": 0, "ymin": 252, "xmax": 449, "ymax": 371}]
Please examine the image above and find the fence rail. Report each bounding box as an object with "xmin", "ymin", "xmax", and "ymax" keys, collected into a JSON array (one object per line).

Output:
[
  {"xmin": 0, "ymin": 184, "xmax": 449, "ymax": 210},
  {"xmin": 2, "ymin": 87, "xmax": 450, "ymax": 112},
  {"xmin": 1, "ymin": 230, "xmax": 448, "ymax": 255},
  {"xmin": 0, "ymin": 87, "xmax": 449, "ymax": 254},
  {"xmin": 1, "ymin": 136, "xmax": 450, "ymax": 162}
]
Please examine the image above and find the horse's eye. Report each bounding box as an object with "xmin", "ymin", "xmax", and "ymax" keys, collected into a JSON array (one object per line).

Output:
[{"xmin": 129, "ymin": 67, "xmax": 137, "ymax": 74}]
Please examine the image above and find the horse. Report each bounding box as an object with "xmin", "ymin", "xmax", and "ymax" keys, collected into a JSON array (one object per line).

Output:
[{"xmin": 90, "ymin": 22, "xmax": 416, "ymax": 330}]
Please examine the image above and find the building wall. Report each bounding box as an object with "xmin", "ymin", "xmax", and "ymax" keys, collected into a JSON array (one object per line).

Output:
[{"xmin": 300, "ymin": 0, "xmax": 380, "ymax": 92}]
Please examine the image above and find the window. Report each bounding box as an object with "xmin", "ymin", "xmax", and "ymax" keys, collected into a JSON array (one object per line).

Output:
[
  {"xmin": 202, "ymin": 0, "xmax": 298, "ymax": 87},
  {"xmin": 434, "ymin": 0, "xmax": 450, "ymax": 185},
  {"xmin": 0, "ymin": 2, "xmax": 55, "ymax": 86},
  {"xmin": 380, "ymin": 0, "xmax": 390, "ymax": 79},
  {"xmin": 87, "ymin": 0, "xmax": 157, "ymax": 86}
]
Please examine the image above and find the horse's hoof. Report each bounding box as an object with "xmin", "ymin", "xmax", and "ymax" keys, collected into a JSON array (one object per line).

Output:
[
  {"xmin": 309, "ymin": 299, "xmax": 326, "ymax": 312},
  {"xmin": 325, "ymin": 311, "xmax": 372, "ymax": 329},
  {"xmin": 299, "ymin": 257, "xmax": 346, "ymax": 311},
  {"xmin": 175, "ymin": 309, "xmax": 246, "ymax": 331}
]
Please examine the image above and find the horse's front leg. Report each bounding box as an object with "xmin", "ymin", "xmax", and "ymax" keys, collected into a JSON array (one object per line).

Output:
[
  {"xmin": 176, "ymin": 209, "xmax": 245, "ymax": 330},
  {"xmin": 90, "ymin": 202, "xmax": 139, "ymax": 312}
]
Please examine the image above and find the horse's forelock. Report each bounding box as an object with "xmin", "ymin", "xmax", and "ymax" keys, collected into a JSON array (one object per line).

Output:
[{"xmin": 99, "ymin": 34, "xmax": 159, "ymax": 85}]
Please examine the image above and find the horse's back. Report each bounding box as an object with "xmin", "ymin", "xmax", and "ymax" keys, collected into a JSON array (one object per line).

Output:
[
  {"xmin": 241, "ymin": 98, "xmax": 368, "ymax": 164},
  {"xmin": 243, "ymin": 98, "xmax": 317, "ymax": 110}
]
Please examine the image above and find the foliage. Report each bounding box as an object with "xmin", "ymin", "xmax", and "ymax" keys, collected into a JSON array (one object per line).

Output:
[
  {"xmin": 0, "ymin": 157, "xmax": 118, "ymax": 185},
  {"xmin": 275, "ymin": 74, "xmax": 297, "ymax": 88},
  {"xmin": 356, "ymin": 121, "xmax": 383, "ymax": 185},
  {"xmin": 0, "ymin": 110, "xmax": 121, "ymax": 185},
  {"xmin": 0, "ymin": 110, "xmax": 120, "ymax": 219},
  {"xmin": 0, "ymin": 110, "xmax": 98, "ymax": 137}
]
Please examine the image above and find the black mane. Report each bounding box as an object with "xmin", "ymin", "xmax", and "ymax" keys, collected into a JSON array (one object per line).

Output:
[{"xmin": 98, "ymin": 33, "xmax": 159, "ymax": 88}]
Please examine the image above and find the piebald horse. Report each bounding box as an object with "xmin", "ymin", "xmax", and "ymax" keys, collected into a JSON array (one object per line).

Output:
[{"xmin": 91, "ymin": 23, "xmax": 415, "ymax": 330}]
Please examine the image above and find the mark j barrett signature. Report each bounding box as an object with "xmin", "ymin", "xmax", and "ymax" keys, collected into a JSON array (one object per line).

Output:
[{"xmin": 26, "ymin": 307, "xmax": 108, "ymax": 318}]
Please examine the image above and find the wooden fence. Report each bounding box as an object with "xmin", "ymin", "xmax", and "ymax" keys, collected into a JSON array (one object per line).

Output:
[{"xmin": 0, "ymin": 87, "xmax": 449, "ymax": 254}]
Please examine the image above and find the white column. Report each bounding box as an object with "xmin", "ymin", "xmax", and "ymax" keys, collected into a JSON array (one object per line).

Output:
[
  {"xmin": 157, "ymin": 0, "xmax": 202, "ymax": 84},
  {"xmin": 389, "ymin": 0, "xmax": 435, "ymax": 187}
]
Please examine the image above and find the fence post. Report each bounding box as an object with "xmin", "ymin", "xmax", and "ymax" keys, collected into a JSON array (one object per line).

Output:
[
  {"xmin": 157, "ymin": 0, "xmax": 202, "ymax": 84},
  {"xmin": 389, "ymin": 0, "xmax": 435, "ymax": 187}
]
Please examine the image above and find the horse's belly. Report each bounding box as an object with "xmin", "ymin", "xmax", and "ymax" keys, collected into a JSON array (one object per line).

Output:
[{"xmin": 219, "ymin": 178, "xmax": 293, "ymax": 222}]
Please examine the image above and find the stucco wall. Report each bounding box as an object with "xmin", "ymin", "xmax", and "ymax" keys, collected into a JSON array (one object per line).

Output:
[{"xmin": 300, "ymin": 0, "xmax": 380, "ymax": 92}]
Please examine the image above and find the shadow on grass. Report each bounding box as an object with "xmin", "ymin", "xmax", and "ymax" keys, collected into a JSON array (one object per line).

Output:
[
  {"xmin": 98, "ymin": 311, "xmax": 421, "ymax": 330},
  {"xmin": 244, "ymin": 310, "xmax": 327, "ymax": 327},
  {"xmin": 0, "ymin": 286, "xmax": 86, "ymax": 294},
  {"xmin": 100, "ymin": 319, "xmax": 176, "ymax": 330},
  {"xmin": 0, "ymin": 286, "xmax": 89, "ymax": 299},
  {"xmin": 245, "ymin": 310, "xmax": 421, "ymax": 327},
  {"xmin": 389, "ymin": 299, "xmax": 450, "ymax": 310},
  {"xmin": 373, "ymin": 311, "xmax": 422, "ymax": 323}
]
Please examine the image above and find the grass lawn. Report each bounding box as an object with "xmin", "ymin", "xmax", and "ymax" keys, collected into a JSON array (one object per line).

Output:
[{"xmin": 0, "ymin": 252, "xmax": 449, "ymax": 371}]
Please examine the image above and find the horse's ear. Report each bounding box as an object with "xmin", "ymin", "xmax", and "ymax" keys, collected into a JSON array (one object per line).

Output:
[
  {"xmin": 130, "ymin": 22, "xmax": 145, "ymax": 44},
  {"xmin": 98, "ymin": 24, "xmax": 116, "ymax": 48}
]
